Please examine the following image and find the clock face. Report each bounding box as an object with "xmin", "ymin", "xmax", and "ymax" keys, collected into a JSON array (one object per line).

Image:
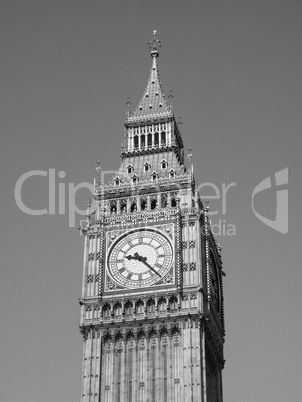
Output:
[{"xmin": 107, "ymin": 228, "xmax": 173, "ymax": 289}]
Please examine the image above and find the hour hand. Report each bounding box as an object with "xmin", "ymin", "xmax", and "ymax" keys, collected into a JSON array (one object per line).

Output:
[{"xmin": 125, "ymin": 253, "xmax": 144, "ymax": 261}]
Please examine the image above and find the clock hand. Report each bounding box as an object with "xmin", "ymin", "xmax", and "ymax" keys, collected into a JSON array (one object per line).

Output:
[
  {"xmin": 140, "ymin": 258, "xmax": 161, "ymax": 278},
  {"xmin": 125, "ymin": 253, "xmax": 161, "ymax": 278},
  {"xmin": 125, "ymin": 253, "xmax": 145, "ymax": 262},
  {"xmin": 125, "ymin": 254, "xmax": 134, "ymax": 260}
]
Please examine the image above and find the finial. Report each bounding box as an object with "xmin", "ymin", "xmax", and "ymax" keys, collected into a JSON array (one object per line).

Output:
[
  {"xmin": 95, "ymin": 160, "xmax": 101, "ymax": 173},
  {"xmin": 168, "ymin": 90, "xmax": 173, "ymax": 111},
  {"xmin": 95, "ymin": 160, "xmax": 101, "ymax": 186},
  {"xmin": 187, "ymin": 147, "xmax": 193, "ymax": 174},
  {"xmin": 86, "ymin": 198, "xmax": 91, "ymax": 222},
  {"xmin": 202, "ymin": 201, "xmax": 210, "ymax": 225},
  {"xmin": 148, "ymin": 29, "xmax": 161, "ymax": 58},
  {"xmin": 126, "ymin": 96, "xmax": 132, "ymax": 118},
  {"xmin": 204, "ymin": 200, "xmax": 210, "ymax": 213}
]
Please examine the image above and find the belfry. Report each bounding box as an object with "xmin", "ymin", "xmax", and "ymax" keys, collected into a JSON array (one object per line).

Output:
[{"xmin": 79, "ymin": 31, "xmax": 225, "ymax": 401}]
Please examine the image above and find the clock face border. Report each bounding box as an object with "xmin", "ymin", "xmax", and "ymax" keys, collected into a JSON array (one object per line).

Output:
[{"xmin": 105, "ymin": 225, "xmax": 175, "ymax": 292}]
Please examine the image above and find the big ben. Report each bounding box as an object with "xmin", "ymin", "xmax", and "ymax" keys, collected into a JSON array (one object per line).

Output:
[{"xmin": 79, "ymin": 31, "xmax": 225, "ymax": 402}]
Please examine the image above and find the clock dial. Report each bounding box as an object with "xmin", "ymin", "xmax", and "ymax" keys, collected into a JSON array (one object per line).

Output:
[{"xmin": 107, "ymin": 228, "xmax": 173, "ymax": 289}]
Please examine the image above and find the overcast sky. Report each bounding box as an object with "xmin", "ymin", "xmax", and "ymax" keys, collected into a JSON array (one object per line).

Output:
[{"xmin": 1, "ymin": 1, "xmax": 301, "ymax": 401}]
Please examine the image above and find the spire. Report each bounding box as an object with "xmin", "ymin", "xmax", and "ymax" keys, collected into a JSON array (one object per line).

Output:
[{"xmin": 130, "ymin": 30, "xmax": 171, "ymax": 120}]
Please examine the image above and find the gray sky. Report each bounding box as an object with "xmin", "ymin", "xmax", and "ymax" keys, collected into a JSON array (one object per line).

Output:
[{"xmin": 1, "ymin": 1, "xmax": 301, "ymax": 401}]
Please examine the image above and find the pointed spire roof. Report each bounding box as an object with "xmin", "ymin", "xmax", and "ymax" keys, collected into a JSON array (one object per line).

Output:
[{"xmin": 127, "ymin": 30, "xmax": 173, "ymax": 122}]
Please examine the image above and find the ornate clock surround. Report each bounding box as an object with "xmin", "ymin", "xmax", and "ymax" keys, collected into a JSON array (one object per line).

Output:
[{"xmin": 103, "ymin": 221, "xmax": 178, "ymax": 295}]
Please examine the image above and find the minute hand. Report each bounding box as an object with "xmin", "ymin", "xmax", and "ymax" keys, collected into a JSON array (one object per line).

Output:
[{"xmin": 140, "ymin": 258, "xmax": 161, "ymax": 278}]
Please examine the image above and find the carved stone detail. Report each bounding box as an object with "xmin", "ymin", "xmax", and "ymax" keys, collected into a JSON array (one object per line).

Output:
[
  {"xmin": 106, "ymin": 278, "xmax": 116, "ymax": 290},
  {"xmin": 189, "ymin": 262, "xmax": 196, "ymax": 271},
  {"xmin": 183, "ymin": 263, "xmax": 188, "ymax": 271}
]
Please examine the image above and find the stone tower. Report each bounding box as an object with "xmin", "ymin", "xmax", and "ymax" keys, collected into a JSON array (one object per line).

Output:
[{"xmin": 79, "ymin": 31, "xmax": 225, "ymax": 402}]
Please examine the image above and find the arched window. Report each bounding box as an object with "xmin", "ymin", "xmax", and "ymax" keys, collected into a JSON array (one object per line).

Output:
[
  {"xmin": 151, "ymin": 198, "xmax": 157, "ymax": 210},
  {"xmin": 132, "ymin": 175, "xmax": 139, "ymax": 184},
  {"xmin": 154, "ymin": 132, "xmax": 159, "ymax": 147},
  {"xmin": 161, "ymin": 193, "xmax": 168, "ymax": 208},
  {"xmin": 161, "ymin": 159, "xmax": 168, "ymax": 169},
  {"xmin": 140, "ymin": 197, "xmax": 147, "ymax": 211},
  {"xmin": 125, "ymin": 301, "xmax": 133, "ymax": 316},
  {"xmin": 158, "ymin": 297, "xmax": 166, "ymax": 313},
  {"xmin": 171, "ymin": 198, "xmax": 177, "ymax": 208},
  {"xmin": 161, "ymin": 131, "xmax": 166, "ymax": 145},
  {"xmin": 151, "ymin": 171, "xmax": 158, "ymax": 181},
  {"xmin": 114, "ymin": 302, "xmax": 122, "ymax": 317},
  {"xmin": 114, "ymin": 177, "xmax": 120, "ymax": 185},
  {"xmin": 103, "ymin": 303, "xmax": 111, "ymax": 319},
  {"xmin": 141, "ymin": 134, "xmax": 146, "ymax": 148},
  {"xmin": 127, "ymin": 165, "xmax": 133, "ymax": 174},
  {"xmin": 147, "ymin": 299, "xmax": 155, "ymax": 314},
  {"xmin": 134, "ymin": 135, "xmax": 139, "ymax": 148},
  {"xmin": 110, "ymin": 200, "xmax": 117, "ymax": 214},
  {"xmin": 130, "ymin": 200, "xmax": 137, "ymax": 212},
  {"xmin": 120, "ymin": 199, "xmax": 127, "ymax": 214},
  {"xmin": 136, "ymin": 300, "xmax": 144, "ymax": 315},
  {"xmin": 144, "ymin": 162, "xmax": 150, "ymax": 172},
  {"xmin": 169, "ymin": 169, "xmax": 175, "ymax": 178},
  {"xmin": 169, "ymin": 296, "xmax": 178, "ymax": 312},
  {"xmin": 147, "ymin": 133, "xmax": 152, "ymax": 147}
]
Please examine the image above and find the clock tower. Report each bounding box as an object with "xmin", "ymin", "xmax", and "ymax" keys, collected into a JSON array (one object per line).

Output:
[{"xmin": 79, "ymin": 31, "xmax": 225, "ymax": 401}]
